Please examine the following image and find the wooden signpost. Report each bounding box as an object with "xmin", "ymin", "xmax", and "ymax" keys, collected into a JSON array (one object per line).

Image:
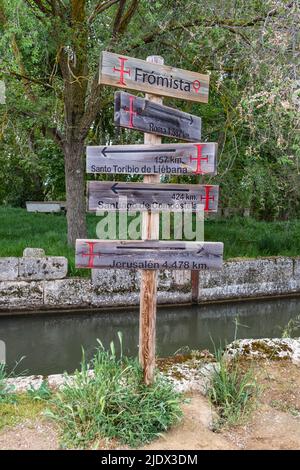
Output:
[
  {"xmin": 86, "ymin": 142, "xmax": 217, "ymax": 176},
  {"xmin": 76, "ymin": 51, "xmax": 222, "ymax": 385},
  {"xmin": 76, "ymin": 240, "xmax": 224, "ymax": 270},
  {"xmin": 87, "ymin": 181, "xmax": 219, "ymax": 212},
  {"xmin": 99, "ymin": 51, "xmax": 209, "ymax": 103},
  {"xmin": 114, "ymin": 91, "xmax": 202, "ymax": 141}
]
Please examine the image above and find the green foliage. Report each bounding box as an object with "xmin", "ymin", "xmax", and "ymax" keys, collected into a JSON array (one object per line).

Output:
[
  {"xmin": 27, "ymin": 380, "xmax": 52, "ymax": 401},
  {"xmin": 208, "ymin": 350, "xmax": 259, "ymax": 428},
  {"xmin": 46, "ymin": 339, "xmax": 182, "ymax": 448},
  {"xmin": 281, "ymin": 315, "xmax": 300, "ymax": 339},
  {"xmin": 0, "ymin": 394, "xmax": 47, "ymax": 430},
  {"xmin": 0, "ymin": 1, "xmax": 299, "ymax": 219},
  {"xmin": 0, "ymin": 363, "xmax": 13, "ymax": 402},
  {"xmin": 0, "ymin": 361, "xmax": 23, "ymax": 404}
]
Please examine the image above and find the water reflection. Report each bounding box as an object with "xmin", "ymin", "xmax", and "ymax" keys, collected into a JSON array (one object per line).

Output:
[{"xmin": 0, "ymin": 296, "xmax": 300, "ymax": 375}]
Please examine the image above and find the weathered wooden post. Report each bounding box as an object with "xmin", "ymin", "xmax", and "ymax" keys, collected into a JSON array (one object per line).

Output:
[{"xmin": 139, "ymin": 55, "xmax": 163, "ymax": 385}]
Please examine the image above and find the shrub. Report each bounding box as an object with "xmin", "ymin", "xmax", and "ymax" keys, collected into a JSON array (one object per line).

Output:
[{"xmin": 46, "ymin": 339, "xmax": 182, "ymax": 448}]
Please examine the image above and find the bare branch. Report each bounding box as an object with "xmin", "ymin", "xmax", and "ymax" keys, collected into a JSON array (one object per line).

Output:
[{"xmin": 0, "ymin": 69, "xmax": 54, "ymax": 90}]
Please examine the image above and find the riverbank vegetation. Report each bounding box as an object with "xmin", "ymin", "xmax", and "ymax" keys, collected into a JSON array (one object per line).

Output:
[
  {"xmin": 46, "ymin": 340, "xmax": 182, "ymax": 448},
  {"xmin": 208, "ymin": 352, "xmax": 259, "ymax": 429},
  {"xmin": 1, "ymin": 349, "xmax": 300, "ymax": 449}
]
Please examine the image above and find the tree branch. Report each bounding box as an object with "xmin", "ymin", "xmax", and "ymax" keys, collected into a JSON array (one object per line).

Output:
[
  {"xmin": 88, "ymin": 0, "xmax": 120, "ymax": 23},
  {"xmin": 1, "ymin": 69, "xmax": 54, "ymax": 90},
  {"xmin": 45, "ymin": 126, "xmax": 65, "ymax": 149},
  {"xmin": 123, "ymin": 2, "xmax": 295, "ymax": 53},
  {"xmin": 113, "ymin": 0, "xmax": 126, "ymax": 35},
  {"xmin": 116, "ymin": 0, "xmax": 139, "ymax": 35}
]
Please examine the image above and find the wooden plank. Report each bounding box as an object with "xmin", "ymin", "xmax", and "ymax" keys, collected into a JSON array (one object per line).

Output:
[
  {"xmin": 75, "ymin": 240, "xmax": 224, "ymax": 270},
  {"xmin": 87, "ymin": 181, "xmax": 219, "ymax": 212},
  {"xmin": 99, "ymin": 51, "xmax": 209, "ymax": 103},
  {"xmin": 114, "ymin": 91, "xmax": 202, "ymax": 141},
  {"xmin": 86, "ymin": 142, "xmax": 217, "ymax": 176}
]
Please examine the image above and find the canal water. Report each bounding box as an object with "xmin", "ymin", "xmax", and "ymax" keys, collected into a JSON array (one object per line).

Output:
[{"xmin": 1, "ymin": 296, "xmax": 300, "ymax": 376}]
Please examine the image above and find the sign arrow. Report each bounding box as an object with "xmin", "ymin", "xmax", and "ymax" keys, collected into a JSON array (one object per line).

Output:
[
  {"xmin": 111, "ymin": 182, "xmax": 190, "ymax": 195},
  {"xmin": 101, "ymin": 146, "xmax": 176, "ymax": 158},
  {"xmin": 145, "ymin": 102, "xmax": 194, "ymax": 125},
  {"xmin": 116, "ymin": 245, "xmax": 186, "ymax": 251}
]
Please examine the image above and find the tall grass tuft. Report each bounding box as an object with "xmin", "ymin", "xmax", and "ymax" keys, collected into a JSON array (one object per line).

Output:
[
  {"xmin": 0, "ymin": 359, "xmax": 26, "ymax": 403},
  {"xmin": 281, "ymin": 315, "xmax": 300, "ymax": 338},
  {"xmin": 46, "ymin": 338, "xmax": 182, "ymax": 448},
  {"xmin": 208, "ymin": 349, "xmax": 258, "ymax": 428}
]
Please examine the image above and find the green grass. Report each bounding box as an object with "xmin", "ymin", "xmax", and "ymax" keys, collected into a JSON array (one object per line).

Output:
[
  {"xmin": 0, "ymin": 363, "xmax": 50, "ymax": 429},
  {"xmin": 46, "ymin": 339, "xmax": 182, "ymax": 449},
  {"xmin": 0, "ymin": 206, "xmax": 300, "ymax": 277},
  {"xmin": 0, "ymin": 394, "xmax": 48, "ymax": 430},
  {"xmin": 208, "ymin": 350, "xmax": 259, "ymax": 429}
]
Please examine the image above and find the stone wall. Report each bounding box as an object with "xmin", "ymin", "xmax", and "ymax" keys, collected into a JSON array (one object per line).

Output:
[
  {"xmin": 0, "ymin": 250, "xmax": 300, "ymax": 313},
  {"xmin": 198, "ymin": 257, "xmax": 300, "ymax": 302}
]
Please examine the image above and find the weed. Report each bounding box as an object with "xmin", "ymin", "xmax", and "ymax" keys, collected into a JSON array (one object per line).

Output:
[
  {"xmin": 27, "ymin": 380, "xmax": 52, "ymax": 401},
  {"xmin": 0, "ymin": 394, "xmax": 47, "ymax": 430},
  {"xmin": 208, "ymin": 349, "xmax": 259, "ymax": 429},
  {"xmin": 281, "ymin": 315, "xmax": 300, "ymax": 338},
  {"xmin": 0, "ymin": 357, "xmax": 24, "ymax": 403},
  {"xmin": 46, "ymin": 337, "xmax": 182, "ymax": 448}
]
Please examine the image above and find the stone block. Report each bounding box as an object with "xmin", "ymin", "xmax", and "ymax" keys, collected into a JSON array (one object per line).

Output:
[
  {"xmin": 199, "ymin": 257, "xmax": 293, "ymax": 291},
  {"xmin": 44, "ymin": 279, "xmax": 92, "ymax": 306},
  {"xmin": 0, "ymin": 281, "xmax": 43, "ymax": 309},
  {"xmin": 90, "ymin": 291, "xmax": 140, "ymax": 308},
  {"xmin": 19, "ymin": 257, "xmax": 68, "ymax": 280},
  {"xmin": 294, "ymin": 258, "xmax": 300, "ymax": 279},
  {"xmin": 0, "ymin": 258, "xmax": 19, "ymax": 281},
  {"xmin": 23, "ymin": 248, "xmax": 46, "ymax": 258},
  {"xmin": 91, "ymin": 269, "xmax": 138, "ymax": 292}
]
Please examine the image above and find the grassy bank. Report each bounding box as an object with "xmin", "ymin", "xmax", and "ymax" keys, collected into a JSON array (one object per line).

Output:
[{"xmin": 0, "ymin": 206, "xmax": 299, "ymax": 276}]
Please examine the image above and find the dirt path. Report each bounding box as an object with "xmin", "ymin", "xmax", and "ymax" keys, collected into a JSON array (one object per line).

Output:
[
  {"xmin": 141, "ymin": 394, "xmax": 236, "ymax": 450},
  {"xmin": 0, "ymin": 361, "xmax": 300, "ymax": 450},
  {"xmin": 0, "ymin": 419, "xmax": 59, "ymax": 450}
]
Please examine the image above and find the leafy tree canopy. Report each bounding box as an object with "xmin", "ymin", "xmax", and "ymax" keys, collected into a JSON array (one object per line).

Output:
[{"xmin": 0, "ymin": 0, "xmax": 299, "ymax": 226}]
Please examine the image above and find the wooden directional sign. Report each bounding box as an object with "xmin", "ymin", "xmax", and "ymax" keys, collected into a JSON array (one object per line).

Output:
[
  {"xmin": 114, "ymin": 91, "xmax": 202, "ymax": 141},
  {"xmin": 87, "ymin": 143, "xmax": 217, "ymax": 176},
  {"xmin": 99, "ymin": 51, "xmax": 209, "ymax": 103},
  {"xmin": 76, "ymin": 240, "xmax": 224, "ymax": 271},
  {"xmin": 87, "ymin": 181, "xmax": 219, "ymax": 212}
]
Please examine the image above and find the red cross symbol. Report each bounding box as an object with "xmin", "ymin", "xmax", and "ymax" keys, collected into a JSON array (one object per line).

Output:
[
  {"xmin": 124, "ymin": 95, "xmax": 137, "ymax": 128},
  {"xmin": 82, "ymin": 241, "xmax": 98, "ymax": 268},
  {"xmin": 113, "ymin": 57, "xmax": 130, "ymax": 86},
  {"xmin": 190, "ymin": 144, "xmax": 209, "ymax": 174},
  {"xmin": 200, "ymin": 185, "xmax": 215, "ymax": 212}
]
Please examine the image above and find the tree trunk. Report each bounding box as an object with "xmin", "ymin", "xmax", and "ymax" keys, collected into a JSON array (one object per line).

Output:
[{"xmin": 64, "ymin": 141, "xmax": 87, "ymax": 246}]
